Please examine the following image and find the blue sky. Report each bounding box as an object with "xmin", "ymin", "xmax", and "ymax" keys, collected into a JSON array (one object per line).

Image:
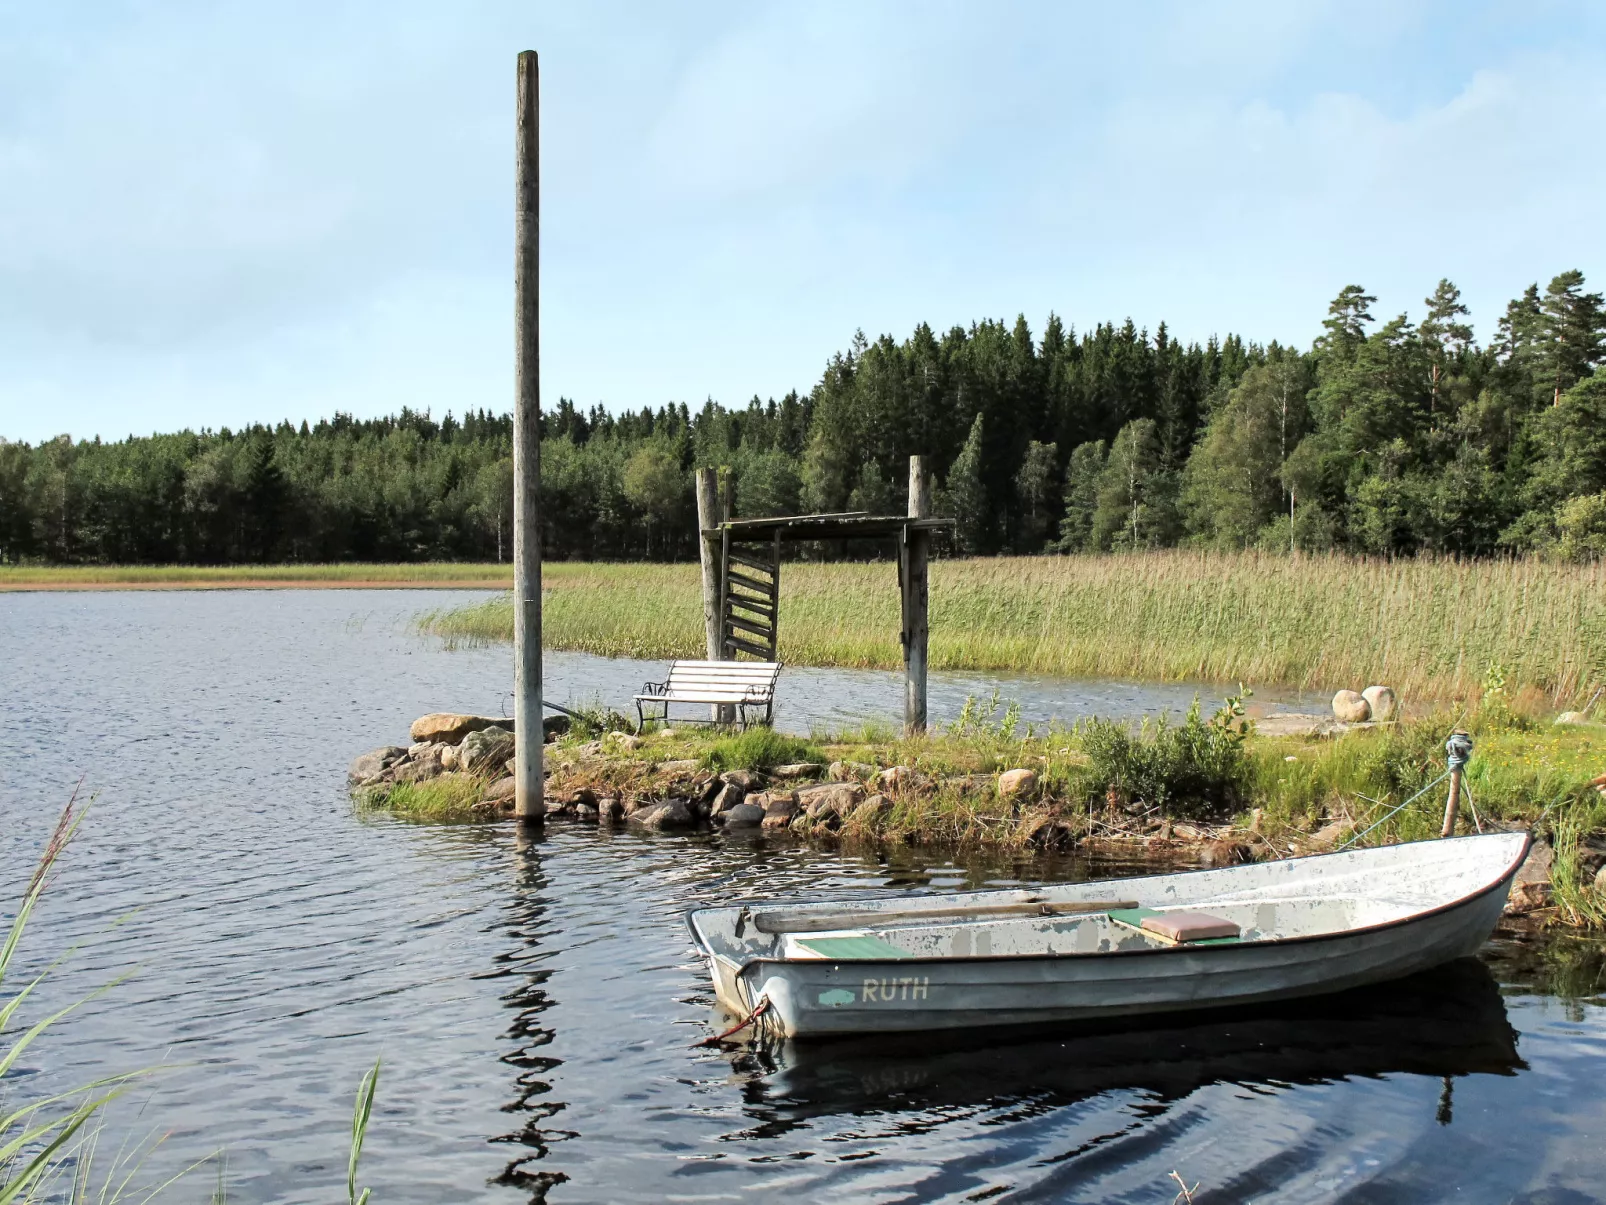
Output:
[{"xmin": 2, "ymin": 1, "xmax": 1603, "ymax": 445}]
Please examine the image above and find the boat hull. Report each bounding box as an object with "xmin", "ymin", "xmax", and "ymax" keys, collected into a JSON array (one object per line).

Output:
[{"xmin": 713, "ymin": 859, "xmax": 1519, "ymax": 1038}]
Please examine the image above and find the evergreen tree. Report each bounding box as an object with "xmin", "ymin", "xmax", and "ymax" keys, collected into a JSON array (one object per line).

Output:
[
  {"xmin": 941, "ymin": 414, "xmax": 990, "ymax": 555},
  {"xmin": 1013, "ymin": 440, "xmax": 1059, "ymax": 551},
  {"xmin": 1539, "ymin": 270, "xmax": 1606, "ymax": 406},
  {"xmin": 1057, "ymin": 441, "xmax": 1105, "ymax": 552}
]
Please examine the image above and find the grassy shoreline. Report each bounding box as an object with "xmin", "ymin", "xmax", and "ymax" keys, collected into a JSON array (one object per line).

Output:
[
  {"xmin": 0, "ymin": 562, "xmax": 511, "ymax": 590},
  {"xmin": 420, "ymin": 552, "xmax": 1606, "ymax": 705}
]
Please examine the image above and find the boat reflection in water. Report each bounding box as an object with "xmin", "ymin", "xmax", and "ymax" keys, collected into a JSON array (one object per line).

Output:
[
  {"xmin": 722, "ymin": 959, "xmax": 1524, "ymax": 1202},
  {"xmin": 734, "ymin": 958, "xmax": 1519, "ymax": 1110}
]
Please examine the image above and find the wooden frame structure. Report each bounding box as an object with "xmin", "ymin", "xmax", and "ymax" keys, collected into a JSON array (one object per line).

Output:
[{"xmin": 700, "ymin": 471, "xmax": 953, "ymax": 733}]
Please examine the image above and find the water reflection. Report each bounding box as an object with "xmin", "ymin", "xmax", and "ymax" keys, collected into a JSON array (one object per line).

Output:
[
  {"xmin": 489, "ymin": 830, "xmax": 569, "ymax": 1199},
  {"xmin": 735, "ymin": 960, "xmax": 1519, "ymax": 1118}
]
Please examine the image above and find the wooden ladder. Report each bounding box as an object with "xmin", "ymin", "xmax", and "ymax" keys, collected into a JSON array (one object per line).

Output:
[{"xmin": 719, "ymin": 530, "xmax": 780, "ymax": 661}]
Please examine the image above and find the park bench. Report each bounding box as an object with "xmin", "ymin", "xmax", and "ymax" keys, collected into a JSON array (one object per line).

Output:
[{"xmin": 633, "ymin": 660, "xmax": 781, "ymax": 731}]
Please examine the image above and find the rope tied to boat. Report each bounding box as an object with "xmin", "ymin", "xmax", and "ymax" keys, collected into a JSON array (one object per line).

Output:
[
  {"xmin": 694, "ymin": 996, "xmax": 771, "ymax": 1047},
  {"xmin": 1446, "ymin": 731, "xmax": 1474, "ymax": 769},
  {"xmin": 1339, "ymin": 770, "xmax": 1451, "ymax": 851}
]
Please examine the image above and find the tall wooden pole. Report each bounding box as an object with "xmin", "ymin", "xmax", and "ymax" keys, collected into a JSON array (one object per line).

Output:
[
  {"xmin": 903, "ymin": 455, "xmax": 931, "ymax": 735},
  {"xmin": 513, "ymin": 51, "xmax": 544, "ymax": 822}
]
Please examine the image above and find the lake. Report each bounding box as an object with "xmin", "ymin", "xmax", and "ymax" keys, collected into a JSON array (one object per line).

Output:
[{"xmin": 2, "ymin": 589, "xmax": 1603, "ymax": 1203}]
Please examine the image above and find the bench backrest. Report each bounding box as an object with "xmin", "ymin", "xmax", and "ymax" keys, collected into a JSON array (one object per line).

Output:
[{"xmin": 664, "ymin": 659, "xmax": 781, "ymax": 700}]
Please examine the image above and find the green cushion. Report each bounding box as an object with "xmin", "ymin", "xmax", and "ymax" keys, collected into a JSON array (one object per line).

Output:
[{"xmin": 796, "ymin": 934, "xmax": 914, "ymax": 960}]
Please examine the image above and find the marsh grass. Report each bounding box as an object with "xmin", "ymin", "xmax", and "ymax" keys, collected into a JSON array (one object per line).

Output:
[
  {"xmin": 421, "ymin": 552, "xmax": 1606, "ymax": 704},
  {"xmin": 358, "ymin": 775, "xmax": 486, "ymax": 822}
]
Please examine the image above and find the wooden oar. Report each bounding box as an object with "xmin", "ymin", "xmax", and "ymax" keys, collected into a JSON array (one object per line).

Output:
[{"xmin": 753, "ymin": 899, "xmax": 1140, "ymax": 935}]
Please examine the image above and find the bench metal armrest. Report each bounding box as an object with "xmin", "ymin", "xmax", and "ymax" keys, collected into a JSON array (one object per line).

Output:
[{"xmin": 640, "ymin": 680, "xmax": 668, "ymax": 697}]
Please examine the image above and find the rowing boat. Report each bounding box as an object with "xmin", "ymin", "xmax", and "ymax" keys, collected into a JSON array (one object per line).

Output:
[{"xmin": 687, "ymin": 831, "xmax": 1530, "ymax": 1038}]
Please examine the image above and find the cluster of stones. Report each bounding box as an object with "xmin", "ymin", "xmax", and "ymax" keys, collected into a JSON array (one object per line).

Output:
[
  {"xmin": 348, "ymin": 713, "xmax": 548, "ymax": 813},
  {"xmin": 545, "ymin": 754, "xmax": 1046, "ymax": 835},
  {"xmin": 1329, "ymin": 685, "xmax": 1399, "ymax": 724}
]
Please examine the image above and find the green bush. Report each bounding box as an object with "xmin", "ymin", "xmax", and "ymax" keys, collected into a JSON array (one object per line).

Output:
[
  {"xmin": 1079, "ymin": 694, "xmax": 1253, "ymax": 820},
  {"xmin": 701, "ymin": 728, "xmax": 823, "ymax": 773}
]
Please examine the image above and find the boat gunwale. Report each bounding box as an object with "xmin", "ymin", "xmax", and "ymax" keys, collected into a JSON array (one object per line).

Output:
[{"xmin": 687, "ymin": 831, "xmax": 1531, "ymax": 972}]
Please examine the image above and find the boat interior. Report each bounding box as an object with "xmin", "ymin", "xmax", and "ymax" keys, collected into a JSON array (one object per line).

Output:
[{"xmin": 690, "ymin": 833, "xmax": 1529, "ymax": 966}]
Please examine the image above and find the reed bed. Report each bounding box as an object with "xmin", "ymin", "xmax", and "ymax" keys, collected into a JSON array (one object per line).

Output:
[
  {"xmin": 421, "ymin": 552, "xmax": 1606, "ymax": 704},
  {"xmin": 0, "ymin": 562, "xmax": 512, "ymax": 588}
]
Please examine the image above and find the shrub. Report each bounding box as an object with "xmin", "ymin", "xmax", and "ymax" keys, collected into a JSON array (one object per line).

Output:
[{"xmin": 1079, "ymin": 693, "xmax": 1253, "ymax": 820}]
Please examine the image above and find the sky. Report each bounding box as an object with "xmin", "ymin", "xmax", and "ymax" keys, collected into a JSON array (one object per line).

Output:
[{"xmin": 1, "ymin": 0, "xmax": 1604, "ymax": 445}]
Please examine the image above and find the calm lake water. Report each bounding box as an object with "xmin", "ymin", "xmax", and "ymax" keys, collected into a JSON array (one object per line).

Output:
[{"xmin": 2, "ymin": 589, "xmax": 1604, "ymax": 1204}]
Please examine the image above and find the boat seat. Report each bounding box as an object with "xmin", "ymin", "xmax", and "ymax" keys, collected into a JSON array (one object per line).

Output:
[{"xmin": 1108, "ymin": 908, "xmax": 1241, "ymax": 945}]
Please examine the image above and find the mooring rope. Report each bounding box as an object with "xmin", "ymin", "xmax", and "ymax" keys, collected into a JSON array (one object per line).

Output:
[
  {"xmin": 694, "ymin": 996, "xmax": 771, "ymax": 1047},
  {"xmin": 1339, "ymin": 769, "xmax": 1452, "ymax": 851}
]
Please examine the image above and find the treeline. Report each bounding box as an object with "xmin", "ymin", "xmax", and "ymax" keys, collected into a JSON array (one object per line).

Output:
[{"xmin": 1, "ymin": 273, "xmax": 1603, "ymax": 565}]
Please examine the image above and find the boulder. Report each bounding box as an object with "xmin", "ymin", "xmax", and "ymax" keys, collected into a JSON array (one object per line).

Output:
[
  {"xmin": 709, "ymin": 782, "xmax": 746, "ymax": 817},
  {"xmin": 848, "ymin": 794, "xmax": 893, "ymax": 825},
  {"xmin": 772, "ymin": 763, "xmax": 824, "ymax": 781},
  {"xmin": 629, "ymin": 799, "xmax": 698, "ymax": 830},
  {"xmin": 542, "ymin": 714, "xmax": 570, "ymax": 741},
  {"xmin": 1331, "ymin": 690, "xmax": 1371, "ymax": 724},
  {"xmin": 720, "ymin": 769, "xmax": 765, "ymax": 791},
  {"xmin": 1593, "ymin": 862, "xmax": 1606, "ymax": 892},
  {"xmin": 348, "ymin": 746, "xmax": 407, "ymax": 786},
  {"xmin": 799, "ymin": 782, "xmax": 865, "ymax": 820},
  {"xmin": 439, "ymin": 744, "xmax": 460, "ymax": 771},
  {"xmin": 606, "ymin": 732, "xmax": 644, "ymax": 753},
  {"xmin": 1305, "ymin": 819, "xmax": 1354, "ymax": 850},
  {"xmin": 828, "ymin": 760, "xmax": 875, "ymax": 782},
  {"xmin": 1020, "ymin": 814, "xmax": 1075, "ymax": 850},
  {"xmin": 482, "ymin": 775, "xmax": 517, "ymax": 802},
  {"xmin": 1361, "ymin": 686, "xmax": 1399, "ymax": 722},
  {"xmin": 1556, "ymin": 711, "xmax": 1590, "ymax": 726},
  {"xmin": 998, "ymin": 768, "xmax": 1039, "ymax": 798},
  {"xmin": 760, "ymin": 791, "xmax": 801, "ymax": 830},
  {"xmin": 391, "ymin": 758, "xmax": 443, "ymax": 784},
  {"xmin": 1199, "ymin": 840, "xmax": 1253, "ymax": 867},
  {"xmin": 877, "ymin": 765, "xmax": 914, "ymax": 791},
  {"xmin": 409, "ymin": 713, "xmax": 512, "ymax": 744},
  {"xmin": 721, "ymin": 803, "xmax": 765, "ymax": 829},
  {"xmin": 658, "ymin": 759, "xmax": 702, "ymax": 776},
  {"xmin": 574, "ymin": 800, "xmax": 599, "ymax": 821},
  {"xmin": 460, "ymin": 726, "xmax": 516, "ymax": 775},
  {"xmin": 597, "ymin": 797, "xmax": 623, "ymax": 823}
]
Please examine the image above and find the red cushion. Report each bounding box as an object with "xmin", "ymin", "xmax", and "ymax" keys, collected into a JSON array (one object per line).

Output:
[{"xmin": 1141, "ymin": 911, "xmax": 1240, "ymax": 942}]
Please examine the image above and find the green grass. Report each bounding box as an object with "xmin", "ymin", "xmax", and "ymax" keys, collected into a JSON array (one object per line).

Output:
[
  {"xmin": 1, "ymin": 562, "xmax": 512, "ymax": 588},
  {"xmin": 358, "ymin": 775, "xmax": 489, "ymax": 821},
  {"xmin": 420, "ymin": 552, "xmax": 1606, "ymax": 705},
  {"xmin": 699, "ymin": 728, "xmax": 824, "ymax": 773}
]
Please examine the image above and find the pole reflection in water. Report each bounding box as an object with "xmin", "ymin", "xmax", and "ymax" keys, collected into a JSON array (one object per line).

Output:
[{"xmin": 489, "ymin": 827, "xmax": 569, "ymax": 1200}]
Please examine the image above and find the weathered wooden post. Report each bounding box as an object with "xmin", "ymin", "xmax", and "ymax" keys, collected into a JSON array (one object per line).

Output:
[
  {"xmin": 903, "ymin": 455, "xmax": 931, "ymax": 735},
  {"xmin": 513, "ymin": 50, "xmax": 544, "ymax": 823},
  {"xmin": 695, "ymin": 467, "xmax": 732, "ymax": 722},
  {"xmin": 1440, "ymin": 731, "xmax": 1472, "ymax": 837}
]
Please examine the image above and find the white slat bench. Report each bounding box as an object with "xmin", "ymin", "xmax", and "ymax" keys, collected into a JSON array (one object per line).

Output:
[{"xmin": 633, "ymin": 660, "xmax": 782, "ymax": 731}]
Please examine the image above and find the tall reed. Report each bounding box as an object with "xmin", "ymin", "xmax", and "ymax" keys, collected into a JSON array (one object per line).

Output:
[{"xmin": 420, "ymin": 552, "xmax": 1606, "ymax": 704}]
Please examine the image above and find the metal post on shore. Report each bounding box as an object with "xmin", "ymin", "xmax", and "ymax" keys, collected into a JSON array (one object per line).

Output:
[
  {"xmin": 903, "ymin": 455, "xmax": 931, "ymax": 736},
  {"xmin": 513, "ymin": 50, "xmax": 544, "ymax": 823},
  {"xmin": 1441, "ymin": 730, "xmax": 1472, "ymax": 837}
]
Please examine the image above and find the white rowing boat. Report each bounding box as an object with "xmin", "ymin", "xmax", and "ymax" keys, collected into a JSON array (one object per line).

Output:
[{"xmin": 687, "ymin": 831, "xmax": 1530, "ymax": 1038}]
